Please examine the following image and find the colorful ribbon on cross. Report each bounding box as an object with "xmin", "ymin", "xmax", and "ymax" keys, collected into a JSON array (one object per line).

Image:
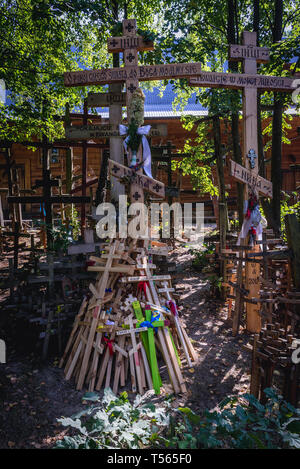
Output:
[
  {"xmin": 137, "ymin": 281, "xmax": 149, "ymax": 297},
  {"xmin": 102, "ymin": 337, "xmax": 114, "ymax": 356},
  {"xmin": 168, "ymin": 300, "xmax": 179, "ymax": 317},
  {"xmin": 139, "ymin": 312, "xmax": 160, "ymax": 333},
  {"xmin": 238, "ymin": 192, "xmax": 263, "ymax": 246}
]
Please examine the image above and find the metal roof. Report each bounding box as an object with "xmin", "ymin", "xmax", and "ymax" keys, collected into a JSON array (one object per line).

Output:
[
  {"xmin": 99, "ymin": 83, "xmax": 208, "ymax": 118},
  {"xmin": 96, "ymin": 82, "xmax": 298, "ymax": 118}
]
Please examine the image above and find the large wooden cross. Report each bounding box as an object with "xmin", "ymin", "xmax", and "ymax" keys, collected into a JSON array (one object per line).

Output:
[
  {"xmin": 190, "ymin": 31, "xmax": 296, "ymax": 333},
  {"xmin": 64, "ymin": 20, "xmax": 202, "ymax": 97},
  {"xmin": 64, "ymin": 18, "xmax": 201, "ymax": 206}
]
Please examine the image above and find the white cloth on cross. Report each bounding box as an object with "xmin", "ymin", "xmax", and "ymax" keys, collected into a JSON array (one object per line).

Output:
[
  {"xmin": 119, "ymin": 124, "xmax": 152, "ymax": 178},
  {"xmin": 237, "ymin": 200, "xmax": 263, "ymax": 245}
]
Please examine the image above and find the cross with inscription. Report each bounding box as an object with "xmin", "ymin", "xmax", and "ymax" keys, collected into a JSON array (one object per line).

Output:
[
  {"xmin": 108, "ymin": 159, "xmax": 165, "ymax": 198},
  {"xmin": 189, "ymin": 31, "xmax": 297, "ymax": 334},
  {"xmin": 64, "ymin": 18, "xmax": 201, "ymax": 207}
]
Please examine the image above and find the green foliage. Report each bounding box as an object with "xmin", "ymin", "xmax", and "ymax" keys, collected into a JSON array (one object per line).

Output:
[
  {"xmin": 160, "ymin": 0, "xmax": 300, "ymax": 199},
  {"xmin": 159, "ymin": 388, "xmax": 300, "ymax": 449},
  {"xmin": 207, "ymin": 274, "xmax": 223, "ymax": 296},
  {"xmin": 55, "ymin": 388, "xmax": 170, "ymax": 449},
  {"xmin": 189, "ymin": 242, "xmax": 216, "ymax": 271},
  {"xmin": 54, "ymin": 388, "xmax": 300, "ymax": 450},
  {"xmin": 281, "ymin": 191, "xmax": 300, "ymax": 241},
  {"xmin": 51, "ymin": 221, "xmax": 72, "ymax": 253},
  {"xmin": 126, "ymin": 121, "xmax": 142, "ymax": 153},
  {"xmin": 0, "ymin": 0, "xmax": 162, "ymax": 142},
  {"xmin": 68, "ymin": 205, "xmax": 80, "ymax": 241},
  {"xmin": 137, "ymin": 28, "xmax": 156, "ymax": 44},
  {"xmin": 229, "ymin": 217, "xmax": 239, "ymax": 232}
]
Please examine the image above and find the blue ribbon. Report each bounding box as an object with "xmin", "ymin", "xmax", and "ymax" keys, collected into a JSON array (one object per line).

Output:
[
  {"xmin": 139, "ymin": 313, "xmax": 160, "ymax": 333},
  {"xmin": 40, "ymin": 203, "xmax": 46, "ymax": 217}
]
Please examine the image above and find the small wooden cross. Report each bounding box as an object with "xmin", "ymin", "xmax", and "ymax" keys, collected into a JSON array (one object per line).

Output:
[
  {"xmin": 132, "ymin": 302, "xmax": 166, "ymax": 394},
  {"xmin": 2, "ymin": 221, "xmax": 30, "ymax": 269},
  {"xmin": 159, "ymin": 281, "xmax": 196, "ymax": 368},
  {"xmin": 7, "ymin": 137, "xmax": 91, "ymax": 248}
]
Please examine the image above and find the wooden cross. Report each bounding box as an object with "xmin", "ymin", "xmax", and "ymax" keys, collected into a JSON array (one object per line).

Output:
[
  {"xmin": 7, "ymin": 172, "xmax": 90, "ymax": 248},
  {"xmin": 108, "ymin": 159, "xmax": 165, "ymax": 198},
  {"xmin": 133, "ymin": 302, "xmax": 167, "ymax": 394},
  {"xmin": 2, "ymin": 221, "xmax": 30, "ymax": 269},
  {"xmin": 189, "ymin": 31, "xmax": 296, "ymax": 333},
  {"xmin": 87, "ymin": 91, "xmax": 127, "ymax": 107},
  {"xmin": 1, "ymin": 147, "xmax": 23, "ymax": 226},
  {"xmin": 135, "ymin": 249, "xmax": 187, "ymax": 393},
  {"xmin": 152, "ymin": 142, "xmax": 192, "ymax": 200},
  {"xmin": 230, "ymin": 159, "xmax": 273, "ymax": 198},
  {"xmin": 159, "ymin": 281, "xmax": 197, "ymax": 368},
  {"xmin": 64, "ymin": 18, "xmax": 202, "ymax": 208},
  {"xmin": 66, "ymin": 123, "xmax": 167, "ymax": 140},
  {"xmin": 77, "ymin": 240, "xmax": 119, "ymax": 390},
  {"xmin": 7, "ymin": 137, "xmax": 91, "ymax": 248},
  {"xmin": 126, "ymin": 314, "xmax": 143, "ymax": 393},
  {"xmin": 95, "ymin": 312, "xmax": 123, "ymax": 391},
  {"xmin": 64, "ymin": 102, "xmax": 110, "ymax": 235},
  {"xmin": 121, "ymin": 274, "xmax": 171, "ymax": 283}
]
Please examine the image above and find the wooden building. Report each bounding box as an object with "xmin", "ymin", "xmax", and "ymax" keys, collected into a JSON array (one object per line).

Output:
[{"xmin": 1, "ymin": 84, "xmax": 299, "ymax": 220}]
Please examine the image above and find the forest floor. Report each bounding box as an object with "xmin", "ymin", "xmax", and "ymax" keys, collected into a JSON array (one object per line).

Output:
[{"xmin": 0, "ymin": 241, "xmax": 252, "ymax": 449}]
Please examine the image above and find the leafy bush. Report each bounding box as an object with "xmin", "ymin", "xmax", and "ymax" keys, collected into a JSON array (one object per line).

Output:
[
  {"xmin": 189, "ymin": 242, "xmax": 216, "ymax": 271},
  {"xmin": 281, "ymin": 191, "xmax": 300, "ymax": 241},
  {"xmin": 55, "ymin": 388, "xmax": 170, "ymax": 449},
  {"xmin": 229, "ymin": 217, "xmax": 239, "ymax": 232},
  {"xmin": 207, "ymin": 274, "xmax": 223, "ymax": 297},
  {"xmin": 159, "ymin": 388, "xmax": 300, "ymax": 449},
  {"xmin": 55, "ymin": 388, "xmax": 300, "ymax": 450}
]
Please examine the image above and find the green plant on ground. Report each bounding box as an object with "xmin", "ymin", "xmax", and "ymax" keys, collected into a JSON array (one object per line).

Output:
[
  {"xmin": 280, "ymin": 191, "xmax": 300, "ymax": 241},
  {"xmin": 55, "ymin": 388, "xmax": 170, "ymax": 449},
  {"xmin": 51, "ymin": 222, "xmax": 72, "ymax": 253},
  {"xmin": 229, "ymin": 217, "xmax": 239, "ymax": 232},
  {"xmin": 207, "ymin": 274, "xmax": 223, "ymax": 297},
  {"xmin": 189, "ymin": 242, "xmax": 216, "ymax": 271},
  {"xmin": 68, "ymin": 205, "xmax": 80, "ymax": 241},
  {"xmin": 158, "ymin": 388, "xmax": 300, "ymax": 449}
]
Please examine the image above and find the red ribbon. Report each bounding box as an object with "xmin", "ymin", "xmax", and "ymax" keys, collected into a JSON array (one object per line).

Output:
[
  {"xmin": 102, "ymin": 337, "xmax": 114, "ymax": 356},
  {"xmin": 168, "ymin": 300, "xmax": 178, "ymax": 317},
  {"xmin": 137, "ymin": 281, "xmax": 148, "ymax": 297}
]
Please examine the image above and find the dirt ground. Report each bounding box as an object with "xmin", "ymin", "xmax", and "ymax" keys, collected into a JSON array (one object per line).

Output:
[{"xmin": 0, "ymin": 244, "xmax": 252, "ymax": 449}]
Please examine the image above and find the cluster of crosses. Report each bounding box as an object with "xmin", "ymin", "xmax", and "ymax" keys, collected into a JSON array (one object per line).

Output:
[{"xmin": 20, "ymin": 19, "xmax": 292, "ymax": 334}]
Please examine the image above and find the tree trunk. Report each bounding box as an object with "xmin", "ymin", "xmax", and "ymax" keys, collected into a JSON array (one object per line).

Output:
[
  {"xmin": 256, "ymin": 0, "xmax": 284, "ymax": 234},
  {"xmin": 271, "ymin": 0, "xmax": 284, "ymax": 234},
  {"xmin": 285, "ymin": 214, "xmax": 300, "ymax": 290},
  {"xmin": 213, "ymin": 116, "xmax": 228, "ymax": 298},
  {"xmin": 271, "ymin": 96, "xmax": 283, "ymax": 231},
  {"xmin": 253, "ymin": 0, "xmax": 266, "ymax": 180},
  {"xmin": 227, "ymin": 0, "xmax": 243, "ymax": 227}
]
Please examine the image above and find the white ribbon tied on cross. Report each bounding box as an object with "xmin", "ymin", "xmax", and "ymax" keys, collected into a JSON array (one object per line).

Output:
[
  {"xmin": 119, "ymin": 124, "xmax": 152, "ymax": 178},
  {"xmin": 237, "ymin": 200, "xmax": 263, "ymax": 245}
]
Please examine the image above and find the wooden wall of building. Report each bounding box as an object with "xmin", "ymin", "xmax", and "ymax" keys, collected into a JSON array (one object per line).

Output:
[{"xmin": 1, "ymin": 114, "xmax": 299, "ymax": 218}]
